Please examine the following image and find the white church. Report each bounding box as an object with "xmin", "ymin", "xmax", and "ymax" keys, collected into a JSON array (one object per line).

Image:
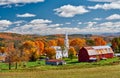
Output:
[{"xmin": 51, "ymin": 33, "xmax": 69, "ymax": 59}]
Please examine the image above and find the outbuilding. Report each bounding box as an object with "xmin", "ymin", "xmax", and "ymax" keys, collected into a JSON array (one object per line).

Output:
[{"xmin": 78, "ymin": 46, "xmax": 114, "ymax": 62}]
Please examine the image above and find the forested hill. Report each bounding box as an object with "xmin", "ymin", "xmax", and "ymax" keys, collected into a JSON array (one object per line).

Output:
[
  {"xmin": 0, "ymin": 32, "xmax": 118, "ymax": 42},
  {"xmin": 0, "ymin": 33, "xmax": 92, "ymax": 40}
]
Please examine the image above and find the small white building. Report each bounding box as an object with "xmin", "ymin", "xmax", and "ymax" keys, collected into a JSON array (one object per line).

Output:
[
  {"xmin": 51, "ymin": 32, "xmax": 69, "ymax": 59},
  {"xmin": 51, "ymin": 46, "xmax": 62, "ymax": 59}
]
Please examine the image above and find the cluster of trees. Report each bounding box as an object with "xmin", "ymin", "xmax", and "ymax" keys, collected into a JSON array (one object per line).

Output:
[
  {"xmin": 0, "ymin": 35, "xmax": 110, "ymax": 69},
  {"xmin": 111, "ymin": 37, "xmax": 120, "ymax": 53}
]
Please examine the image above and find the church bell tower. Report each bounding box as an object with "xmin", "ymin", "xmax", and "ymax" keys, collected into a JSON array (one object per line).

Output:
[{"xmin": 63, "ymin": 32, "xmax": 69, "ymax": 57}]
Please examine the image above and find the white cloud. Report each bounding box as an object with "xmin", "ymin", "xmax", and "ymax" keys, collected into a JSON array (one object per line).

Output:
[
  {"xmin": 3, "ymin": 19, "xmax": 120, "ymax": 35},
  {"xmin": 0, "ymin": 0, "xmax": 44, "ymax": 6},
  {"xmin": 93, "ymin": 18, "xmax": 102, "ymax": 21},
  {"xmin": 81, "ymin": 21, "xmax": 120, "ymax": 33},
  {"xmin": 17, "ymin": 13, "xmax": 36, "ymax": 18},
  {"xmin": 6, "ymin": 19, "xmax": 62, "ymax": 34},
  {"xmin": 48, "ymin": 24, "xmax": 62, "ymax": 28},
  {"xmin": 106, "ymin": 14, "xmax": 120, "ymax": 20},
  {"xmin": 78, "ymin": 22, "xmax": 82, "ymax": 25},
  {"xmin": 85, "ymin": 21, "xmax": 97, "ymax": 28},
  {"xmin": 54, "ymin": 4, "xmax": 89, "ymax": 17},
  {"xmin": 30, "ymin": 19, "xmax": 52, "ymax": 24},
  {"xmin": 88, "ymin": 0, "xmax": 119, "ymax": 2},
  {"xmin": 0, "ymin": 20, "xmax": 12, "ymax": 27},
  {"xmin": 88, "ymin": 2, "xmax": 120, "ymax": 10},
  {"xmin": 0, "ymin": 20, "xmax": 12, "ymax": 30}
]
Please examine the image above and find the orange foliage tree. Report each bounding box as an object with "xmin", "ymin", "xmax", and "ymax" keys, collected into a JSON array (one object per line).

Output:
[
  {"xmin": 70, "ymin": 38, "xmax": 86, "ymax": 53},
  {"xmin": 56, "ymin": 38, "xmax": 64, "ymax": 46},
  {"xmin": 34, "ymin": 40, "xmax": 44, "ymax": 56},
  {"xmin": 21, "ymin": 41, "xmax": 38, "ymax": 61},
  {"xmin": 44, "ymin": 47, "xmax": 56, "ymax": 59},
  {"xmin": 48, "ymin": 40, "xmax": 57, "ymax": 47},
  {"xmin": 94, "ymin": 37, "xmax": 107, "ymax": 46}
]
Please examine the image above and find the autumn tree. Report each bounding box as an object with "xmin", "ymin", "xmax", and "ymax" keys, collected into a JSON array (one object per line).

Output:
[
  {"xmin": 56, "ymin": 38, "xmax": 64, "ymax": 46},
  {"xmin": 68, "ymin": 47, "xmax": 76, "ymax": 60},
  {"xmin": 34, "ymin": 40, "xmax": 44, "ymax": 56},
  {"xmin": 21, "ymin": 41, "xmax": 38, "ymax": 61},
  {"xmin": 111, "ymin": 37, "xmax": 120, "ymax": 53},
  {"xmin": 56, "ymin": 38, "xmax": 65, "ymax": 56},
  {"xmin": 70, "ymin": 38, "xmax": 86, "ymax": 53},
  {"xmin": 6, "ymin": 42, "xmax": 20, "ymax": 70},
  {"xmin": 44, "ymin": 47, "xmax": 56, "ymax": 59},
  {"xmin": 94, "ymin": 37, "xmax": 107, "ymax": 46},
  {"xmin": 48, "ymin": 40, "xmax": 57, "ymax": 47},
  {"xmin": 0, "ymin": 41, "xmax": 5, "ymax": 53},
  {"xmin": 86, "ymin": 39, "xmax": 95, "ymax": 46}
]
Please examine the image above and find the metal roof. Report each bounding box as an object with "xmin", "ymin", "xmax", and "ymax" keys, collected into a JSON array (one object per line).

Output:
[{"xmin": 84, "ymin": 46, "xmax": 113, "ymax": 55}]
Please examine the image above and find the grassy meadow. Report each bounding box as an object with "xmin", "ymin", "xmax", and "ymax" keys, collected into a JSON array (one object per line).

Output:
[
  {"xmin": 0, "ymin": 57, "xmax": 120, "ymax": 78},
  {"xmin": 0, "ymin": 65, "xmax": 120, "ymax": 78}
]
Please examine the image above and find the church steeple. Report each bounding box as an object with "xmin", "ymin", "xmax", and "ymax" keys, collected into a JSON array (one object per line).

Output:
[
  {"xmin": 65, "ymin": 32, "xmax": 69, "ymax": 49},
  {"xmin": 63, "ymin": 32, "xmax": 69, "ymax": 57}
]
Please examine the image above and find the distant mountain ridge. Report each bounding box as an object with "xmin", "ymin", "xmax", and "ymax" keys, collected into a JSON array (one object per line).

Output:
[{"xmin": 101, "ymin": 32, "xmax": 120, "ymax": 36}]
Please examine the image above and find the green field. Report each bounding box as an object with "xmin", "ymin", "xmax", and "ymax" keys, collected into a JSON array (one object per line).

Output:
[
  {"xmin": 0, "ymin": 65, "xmax": 120, "ymax": 78},
  {"xmin": 0, "ymin": 58, "xmax": 120, "ymax": 78}
]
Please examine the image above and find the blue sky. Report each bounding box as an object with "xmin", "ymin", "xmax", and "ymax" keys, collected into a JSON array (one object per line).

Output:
[{"xmin": 0, "ymin": 0, "xmax": 120, "ymax": 35}]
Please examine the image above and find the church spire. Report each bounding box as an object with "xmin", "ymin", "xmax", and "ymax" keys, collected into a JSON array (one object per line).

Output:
[
  {"xmin": 63, "ymin": 32, "xmax": 69, "ymax": 57},
  {"xmin": 65, "ymin": 32, "xmax": 69, "ymax": 49}
]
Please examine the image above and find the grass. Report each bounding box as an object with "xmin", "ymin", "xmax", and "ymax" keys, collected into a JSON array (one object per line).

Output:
[
  {"xmin": 0, "ymin": 65, "xmax": 120, "ymax": 78},
  {"xmin": 0, "ymin": 57, "xmax": 120, "ymax": 78}
]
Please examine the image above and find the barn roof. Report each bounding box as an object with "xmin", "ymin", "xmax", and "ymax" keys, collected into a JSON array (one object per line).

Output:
[
  {"xmin": 92, "ymin": 46, "xmax": 111, "ymax": 49},
  {"xmin": 83, "ymin": 46, "xmax": 113, "ymax": 55}
]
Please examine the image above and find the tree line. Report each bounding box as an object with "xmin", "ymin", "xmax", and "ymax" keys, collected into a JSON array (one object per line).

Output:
[{"xmin": 0, "ymin": 36, "xmax": 119, "ymax": 69}]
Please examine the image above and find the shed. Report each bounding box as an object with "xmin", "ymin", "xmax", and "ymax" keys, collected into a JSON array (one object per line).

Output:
[
  {"xmin": 46, "ymin": 59, "xmax": 66, "ymax": 65},
  {"xmin": 78, "ymin": 46, "xmax": 114, "ymax": 62}
]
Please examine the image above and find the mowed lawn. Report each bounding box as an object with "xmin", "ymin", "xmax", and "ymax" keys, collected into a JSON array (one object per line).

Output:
[{"xmin": 0, "ymin": 65, "xmax": 120, "ymax": 78}]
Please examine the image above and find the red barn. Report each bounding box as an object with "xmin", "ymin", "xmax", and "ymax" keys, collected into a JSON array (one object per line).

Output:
[{"xmin": 78, "ymin": 46, "xmax": 114, "ymax": 62}]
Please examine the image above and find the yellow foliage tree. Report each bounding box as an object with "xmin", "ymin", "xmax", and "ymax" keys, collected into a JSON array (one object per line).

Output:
[
  {"xmin": 68, "ymin": 47, "xmax": 76, "ymax": 60},
  {"xmin": 0, "ymin": 47, "xmax": 6, "ymax": 53},
  {"xmin": 44, "ymin": 47, "xmax": 56, "ymax": 59}
]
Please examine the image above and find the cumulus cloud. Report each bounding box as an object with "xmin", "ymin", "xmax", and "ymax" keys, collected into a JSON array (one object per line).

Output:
[
  {"xmin": 0, "ymin": 0, "xmax": 44, "ymax": 6},
  {"xmin": 0, "ymin": 20, "xmax": 12, "ymax": 30},
  {"xmin": 85, "ymin": 21, "xmax": 97, "ymax": 28},
  {"xmin": 54, "ymin": 4, "xmax": 89, "ymax": 17},
  {"xmin": 81, "ymin": 21, "xmax": 120, "ymax": 33},
  {"xmin": 93, "ymin": 18, "xmax": 102, "ymax": 21},
  {"xmin": 30, "ymin": 19, "xmax": 52, "ymax": 24},
  {"xmin": 106, "ymin": 14, "xmax": 120, "ymax": 20},
  {"xmin": 16, "ymin": 13, "xmax": 36, "ymax": 18},
  {"xmin": 0, "ymin": 20, "xmax": 12, "ymax": 27},
  {"xmin": 2, "ymin": 19, "xmax": 120, "ymax": 35},
  {"xmin": 6, "ymin": 19, "xmax": 63, "ymax": 34},
  {"xmin": 88, "ymin": 2, "xmax": 120, "ymax": 10},
  {"xmin": 78, "ymin": 22, "xmax": 82, "ymax": 25}
]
